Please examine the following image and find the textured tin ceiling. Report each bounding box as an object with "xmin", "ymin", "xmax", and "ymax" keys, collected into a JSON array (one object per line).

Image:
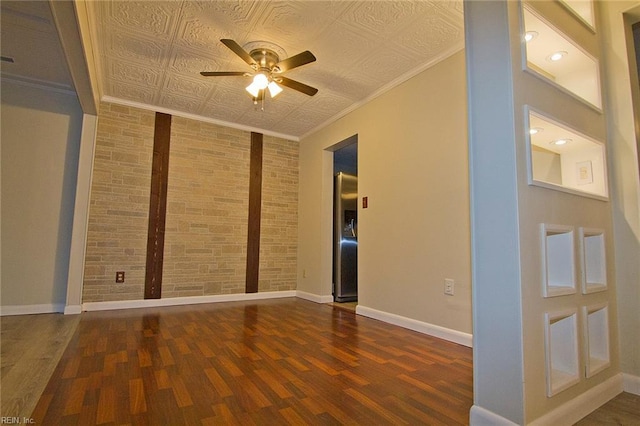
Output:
[
  {"xmin": 1, "ymin": 1, "xmax": 465, "ymax": 139},
  {"xmin": 89, "ymin": 1, "xmax": 464, "ymax": 139}
]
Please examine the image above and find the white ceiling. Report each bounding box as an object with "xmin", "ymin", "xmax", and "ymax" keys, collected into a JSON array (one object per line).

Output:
[
  {"xmin": 1, "ymin": 1, "xmax": 465, "ymax": 140},
  {"xmin": 0, "ymin": 1, "xmax": 74, "ymax": 92}
]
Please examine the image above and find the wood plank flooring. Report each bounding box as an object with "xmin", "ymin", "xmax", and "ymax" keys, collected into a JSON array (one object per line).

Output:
[
  {"xmin": 575, "ymin": 392, "xmax": 640, "ymax": 425},
  {"xmin": 5, "ymin": 299, "xmax": 638, "ymax": 424},
  {"xmin": 1, "ymin": 312, "xmax": 80, "ymax": 418},
  {"xmin": 30, "ymin": 298, "xmax": 474, "ymax": 425}
]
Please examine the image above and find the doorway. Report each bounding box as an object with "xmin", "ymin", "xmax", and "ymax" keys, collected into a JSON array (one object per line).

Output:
[{"xmin": 331, "ymin": 135, "xmax": 358, "ymax": 303}]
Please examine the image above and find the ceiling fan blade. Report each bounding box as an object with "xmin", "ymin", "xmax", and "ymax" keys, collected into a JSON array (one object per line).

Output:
[
  {"xmin": 274, "ymin": 51, "xmax": 316, "ymax": 73},
  {"xmin": 221, "ymin": 39, "xmax": 256, "ymax": 67},
  {"xmin": 277, "ymin": 76, "xmax": 318, "ymax": 96},
  {"xmin": 200, "ymin": 71, "xmax": 249, "ymax": 77}
]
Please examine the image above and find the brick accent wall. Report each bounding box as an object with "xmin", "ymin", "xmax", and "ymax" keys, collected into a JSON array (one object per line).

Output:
[
  {"xmin": 83, "ymin": 102, "xmax": 299, "ymax": 303},
  {"xmin": 83, "ymin": 103, "xmax": 155, "ymax": 302},
  {"xmin": 162, "ymin": 117, "xmax": 250, "ymax": 297},
  {"xmin": 259, "ymin": 135, "xmax": 299, "ymax": 292}
]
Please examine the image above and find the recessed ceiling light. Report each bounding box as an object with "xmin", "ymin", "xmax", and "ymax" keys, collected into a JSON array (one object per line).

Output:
[
  {"xmin": 524, "ymin": 31, "xmax": 538, "ymax": 42},
  {"xmin": 529, "ymin": 127, "xmax": 544, "ymax": 135},
  {"xmin": 550, "ymin": 138, "xmax": 571, "ymax": 146},
  {"xmin": 548, "ymin": 51, "xmax": 568, "ymax": 62}
]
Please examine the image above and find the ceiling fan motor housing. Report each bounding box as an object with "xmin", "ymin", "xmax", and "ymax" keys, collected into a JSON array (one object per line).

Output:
[{"xmin": 250, "ymin": 48, "xmax": 281, "ymax": 73}]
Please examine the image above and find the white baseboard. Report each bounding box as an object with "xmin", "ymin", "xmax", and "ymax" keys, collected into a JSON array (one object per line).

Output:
[
  {"xmin": 355, "ymin": 305, "xmax": 473, "ymax": 347},
  {"xmin": 295, "ymin": 291, "xmax": 333, "ymax": 304},
  {"xmin": 82, "ymin": 290, "xmax": 296, "ymax": 312},
  {"xmin": 471, "ymin": 374, "xmax": 625, "ymax": 426},
  {"xmin": 0, "ymin": 303, "xmax": 65, "ymax": 316},
  {"xmin": 64, "ymin": 305, "xmax": 82, "ymax": 315},
  {"xmin": 623, "ymin": 373, "xmax": 640, "ymax": 395},
  {"xmin": 470, "ymin": 405, "xmax": 519, "ymax": 426},
  {"xmin": 529, "ymin": 373, "xmax": 623, "ymax": 426}
]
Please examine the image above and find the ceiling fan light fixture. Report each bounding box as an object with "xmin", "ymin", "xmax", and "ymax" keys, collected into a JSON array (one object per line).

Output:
[
  {"xmin": 253, "ymin": 73, "xmax": 269, "ymax": 89},
  {"xmin": 268, "ymin": 81, "xmax": 283, "ymax": 98},
  {"xmin": 246, "ymin": 72, "xmax": 270, "ymax": 97},
  {"xmin": 246, "ymin": 81, "xmax": 261, "ymax": 97},
  {"xmin": 206, "ymin": 39, "xmax": 318, "ymax": 103}
]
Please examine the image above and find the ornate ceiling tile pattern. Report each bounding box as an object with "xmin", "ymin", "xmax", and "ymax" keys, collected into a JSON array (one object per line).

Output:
[{"xmin": 90, "ymin": 0, "xmax": 464, "ymax": 138}]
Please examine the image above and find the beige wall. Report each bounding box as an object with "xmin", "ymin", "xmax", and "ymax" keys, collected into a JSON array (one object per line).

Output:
[
  {"xmin": 298, "ymin": 50, "xmax": 472, "ymax": 334},
  {"xmin": 601, "ymin": 0, "xmax": 640, "ymax": 380},
  {"xmin": 466, "ymin": 2, "xmax": 624, "ymax": 422},
  {"xmin": 467, "ymin": 1, "xmax": 623, "ymax": 419},
  {"xmin": 83, "ymin": 102, "xmax": 298, "ymax": 302},
  {"xmin": 532, "ymin": 146, "xmax": 562, "ymax": 185},
  {"xmin": 510, "ymin": 1, "xmax": 618, "ymax": 421},
  {"xmin": 1, "ymin": 81, "xmax": 83, "ymax": 309}
]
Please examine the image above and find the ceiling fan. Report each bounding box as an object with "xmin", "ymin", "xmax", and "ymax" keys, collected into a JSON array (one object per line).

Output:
[{"xmin": 201, "ymin": 39, "xmax": 318, "ymax": 102}]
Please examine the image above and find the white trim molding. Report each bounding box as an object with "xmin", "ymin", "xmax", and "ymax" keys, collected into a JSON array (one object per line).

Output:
[
  {"xmin": 300, "ymin": 41, "xmax": 465, "ymax": 140},
  {"xmin": 470, "ymin": 405, "xmax": 519, "ymax": 426},
  {"xmin": 83, "ymin": 291, "xmax": 296, "ymax": 312},
  {"xmin": 623, "ymin": 373, "xmax": 640, "ymax": 395},
  {"xmin": 356, "ymin": 305, "xmax": 473, "ymax": 348},
  {"xmin": 295, "ymin": 291, "xmax": 333, "ymax": 304},
  {"xmin": 64, "ymin": 305, "xmax": 82, "ymax": 315},
  {"xmin": 101, "ymin": 96, "xmax": 298, "ymax": 142},
  {"xmin": 0, "ymin": 304, "xmax": 65, "ymax": 316},
  {"xmin": 471, "ymin": 374, "xmax": 624, "ymax": 425},
  {"xmin": 529, "ymin": 373, "xmax": 623, "ymax": 426},
  {"xmin": 65, "ymin": 114, "xmax": 98, "ymax": 315}
]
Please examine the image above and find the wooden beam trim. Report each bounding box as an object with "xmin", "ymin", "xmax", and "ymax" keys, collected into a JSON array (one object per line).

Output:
[
  {"xmin": 245, "ymin": 132, "xmax": 263, "ymax": 293},
  {"xmin": 144, "ymin": 112, "xmax": 172, "ymax": 299}
]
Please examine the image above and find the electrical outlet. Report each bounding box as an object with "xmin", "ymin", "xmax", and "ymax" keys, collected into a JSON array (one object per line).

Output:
[
  {"xmin": 444, "ymin": 278, "xmax": 455, "ymax": 296},
  {"xmin": 116, "ymin": 271, "xmax": 125, "ymax": 283}
]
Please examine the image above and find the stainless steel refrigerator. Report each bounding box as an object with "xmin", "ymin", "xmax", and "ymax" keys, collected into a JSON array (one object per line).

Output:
[{"xmin": 333, "ymin": 172, "xmax": 358, "ymax": 302}]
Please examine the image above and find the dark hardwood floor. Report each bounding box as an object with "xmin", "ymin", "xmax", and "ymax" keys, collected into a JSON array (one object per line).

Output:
[
  {"xmin": 31, "ymin": 298, "xmax": 474, "ymax": 425},
  {"xmin": 18, "ymin": 298, "xmax": 640, "ymax": 424}
]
